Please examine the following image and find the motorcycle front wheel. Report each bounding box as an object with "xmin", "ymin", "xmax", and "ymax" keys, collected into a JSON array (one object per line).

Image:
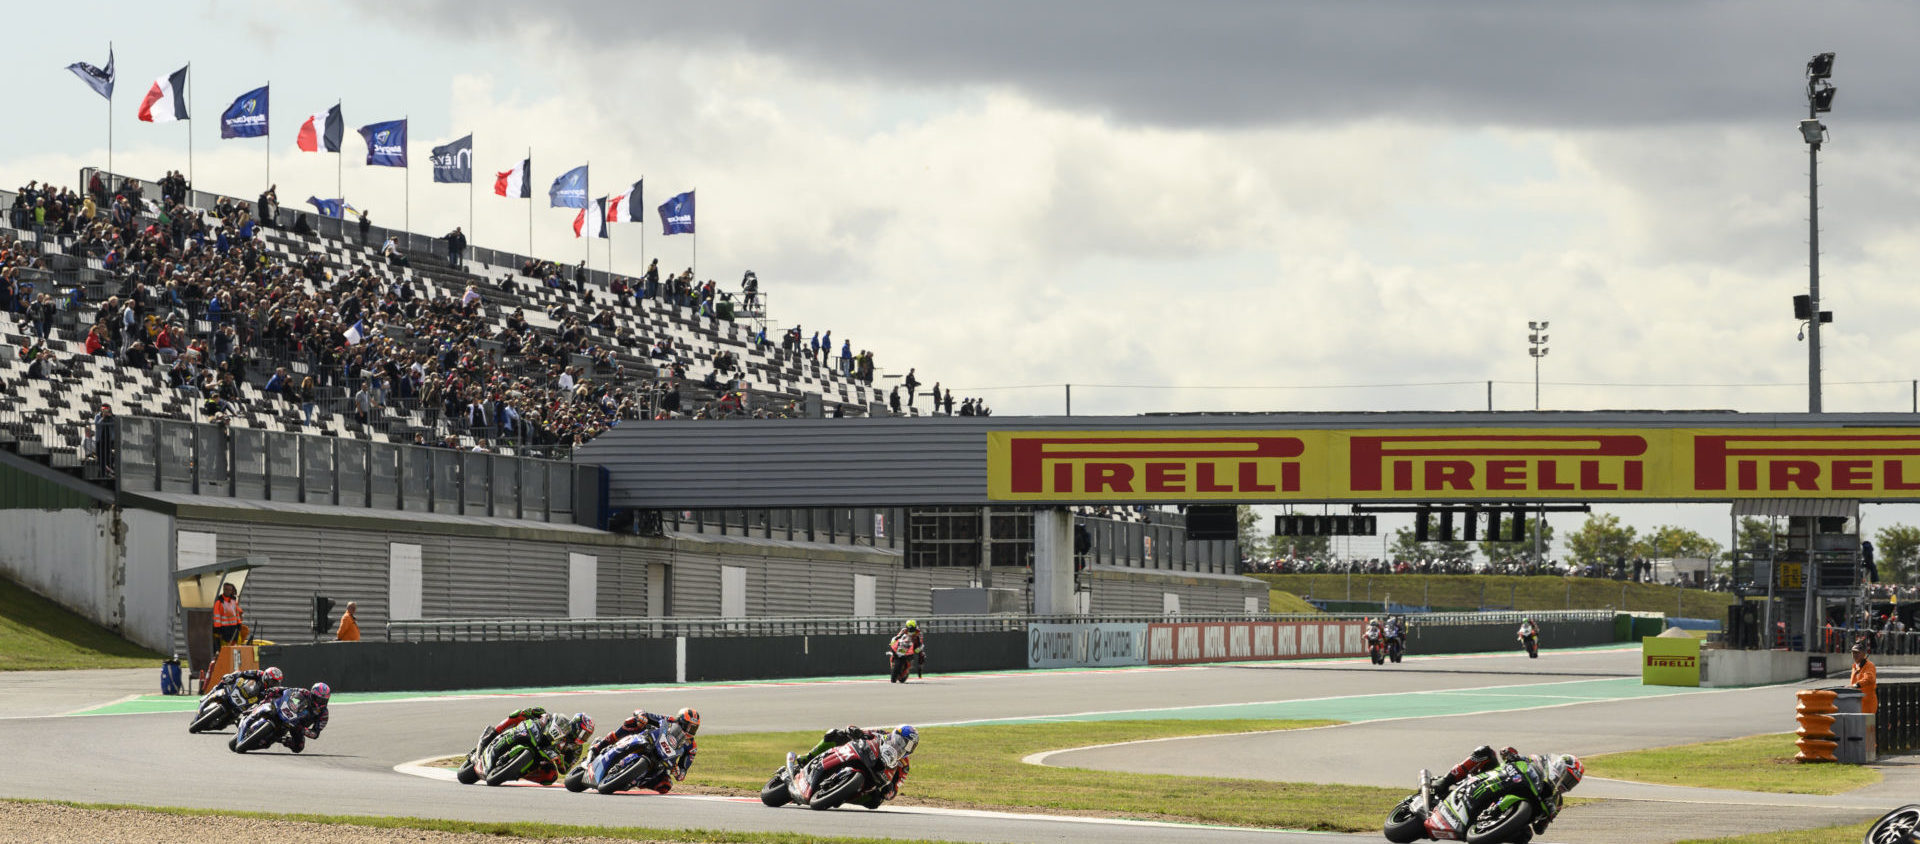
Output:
[
  {"xmin": 564, "ymin": 766, "xmax": 588, "ymax": 792},
  {"xmin": 1465, "ymin": 799, "xmax": 1534, "ymax": 844},
  {"xmin": 1382, "ymin": 794, "xmax": 1426, "ymax": 843},
  {"xmin": 809, "ymin": 769, "xmax": 866, "ymax": 810},
  {"xmin": 456, "ymin": 760, "xmax": 480, "ymax": 785}
]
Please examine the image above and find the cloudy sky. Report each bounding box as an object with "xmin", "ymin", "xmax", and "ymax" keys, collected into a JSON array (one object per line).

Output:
[{"xmin": 10, "ymin": 1, "xmax": 1920, "ymax": 555}]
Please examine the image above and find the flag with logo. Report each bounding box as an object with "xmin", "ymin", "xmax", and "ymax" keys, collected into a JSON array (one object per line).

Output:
[
  {"xmin": 137, "ymin": 66, "xmax": 190, "ymax": 123},
  {"xmin": 297, "ymin": 105, "xmax": 343, "ymax": 153},
  {"xmin": 358, "ymin": 119, "xmax": 408, "ymax": 167},
  {"xmin": 608, "ymin": 179, "xmax": 643, "ymax": 223},
  {"xmin": 494, "ymin": 157, "xmax": 530, "ymax": 198},
  {"xmin": 220, "ymin": 85, "xmax": 269, "ymax": 139},
  {"xmin": 549, "ymin": 165, "xmax": 588, "ymax": 208},
  {"xmin": 658, "ymin": 190, "xmax": 695, "ymax": 235},
  {"xmin": 431, "ymin": 134, "xmax": 472, "ymax": 183},
  {"xmin": 574, "ymin": 197, "xmax": 608, "ymax": 239},
  {"xmin": 66, "ymin": 48, "xmax": 114, "ymax": 100},
  {"xmin": 307, "ymin": 197, "xmax": 345, "ymax": 219}
]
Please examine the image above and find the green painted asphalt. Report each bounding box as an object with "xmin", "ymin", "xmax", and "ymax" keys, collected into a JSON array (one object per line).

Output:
[
  {"xmin": 953, "ymin": 676, "xmax": 1699, "ymax": 726},
  {"xmin": 67, "ymin": 643, "xmax": 1641, "ymax": 718}
]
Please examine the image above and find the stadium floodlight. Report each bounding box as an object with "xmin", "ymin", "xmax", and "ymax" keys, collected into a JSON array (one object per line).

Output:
[
  {"xmin": 1808, "ymin": 52, "xmax": 1835, "ymax": 80},
  {"xmin": 1799, "ymin": 118, "xmax": 1828, "ymax": 145}
]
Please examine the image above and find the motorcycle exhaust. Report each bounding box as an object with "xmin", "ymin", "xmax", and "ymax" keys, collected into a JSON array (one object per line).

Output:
[{"xmin": 1418, "ymin": 768, "xmax": 1433, "ymax": 814}]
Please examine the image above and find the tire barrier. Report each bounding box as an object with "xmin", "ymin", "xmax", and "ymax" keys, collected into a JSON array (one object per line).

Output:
[{"xmin": 1794, "ymin": 689, "xmax": 1838, "ymax": 763}]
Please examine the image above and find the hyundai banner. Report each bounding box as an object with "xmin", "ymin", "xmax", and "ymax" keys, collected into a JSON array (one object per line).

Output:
[{"xmin": 1027, "ymin": 623, "xmax": 1147, "ymax": 669}]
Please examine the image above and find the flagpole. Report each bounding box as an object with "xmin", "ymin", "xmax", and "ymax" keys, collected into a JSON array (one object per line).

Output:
[
  {"xmin": 403, "ymin": 114, "xmax": 411, "ymax": 236},
  {"xmin": 186, "ymin": 62, "xmax": 194, "ymax": 196},
  {"xmin": 264, "ymin": 79, "xmax": 271, "ymax": 191},
  {"xmin": 335, "ymin": 101, "xmax": 343, "ymax": 209},
  {"xmin": 467, "ymin": 133, "xmax": 475, "ymax": 262},
  {"xmin": 525, "ymin": 147, "xmax": 533, "ymax": 259},
  {"xmin": 584, "ymin": 160, "xmax": 590, "ymax": 269},
  {"xmin": 106, "ymin": 42, "xmax": 113, "ymax": 181}
]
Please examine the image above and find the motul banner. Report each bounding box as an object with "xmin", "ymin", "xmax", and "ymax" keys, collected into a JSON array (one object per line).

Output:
[
  {"xmin": 1145, "ymin": 620, "xmax": 1366, "ymax": 666},
  {"xmin": 986, "ymin": 427, "xmax": 1920, "ymax": 502}
]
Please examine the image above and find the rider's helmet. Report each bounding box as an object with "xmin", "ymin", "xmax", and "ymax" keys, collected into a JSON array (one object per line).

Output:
[
  {"xmin": 572, "ymin": 713, "xmax": 595, "ymax": 744},
  {"xmin": 310, "ymin": 682, "xmax": 330, "ymax": 703},
  {"xmin": 905, "ymin": 619, "xmax": 918, "ymax": 630},
  {"xmin": 261, "ymin": 667, "xmax": 284, "ymax": 686},
  {"xmin": 673, "ymin": 707, "xmax": 701, "ymax": 736},
  {"xmin": 894, "ymin": 725, "xmax": 919, "ymax": 756},
  {"xmin": 1546, "ymin": 754, "xmax": 1584, "ymax": 792}
]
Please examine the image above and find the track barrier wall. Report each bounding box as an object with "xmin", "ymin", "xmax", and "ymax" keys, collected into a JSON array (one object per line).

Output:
[{"xmin": 261, "ymin": 613, "xmax": 1625, "ymax": 692}]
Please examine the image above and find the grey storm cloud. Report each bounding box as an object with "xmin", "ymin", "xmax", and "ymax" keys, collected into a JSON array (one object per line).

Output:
[{"xmin": 399, "ymin": 0, "xmax": 1920, "ymax": 128}]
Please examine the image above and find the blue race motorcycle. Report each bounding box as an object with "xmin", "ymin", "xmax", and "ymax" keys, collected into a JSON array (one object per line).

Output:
[
  {"xmin": 565, "ymin": 722, "xmax": 688, "ymax": 794},
  {"xmin": 228, "ymin": 690, "xmax": 309, "ymax": 754}
]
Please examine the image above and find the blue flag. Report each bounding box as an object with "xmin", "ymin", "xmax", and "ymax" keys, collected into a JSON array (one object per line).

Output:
[
  {"xmin": 359, "ymin": 119, "xmax": 408, "ymax": 167},
  {"xmin": 549, "ymin": 165, "xmax": 589, "ymax": 208},
  {"xmin": 431, "ymin": 134, "xmax": 472, "ymax": 184},
  {"xmin": 220, "ymin": 85, "xmax": 269, "ymax": 139},
  {"xmin": 306, "ymin": 197, "xmax": 344, "ymax": 219},
  {"xmin": 659, "ymin": 191, "xmax": 695, "ymax": 235},
  {"xmin": 66, "ymin": 48, "xmax": 114, "ymax": 100}
]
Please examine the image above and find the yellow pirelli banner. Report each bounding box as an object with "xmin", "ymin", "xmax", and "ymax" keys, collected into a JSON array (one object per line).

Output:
[
  {"xmin": 1642, "ymin": 636, "xmax": 1701, "ymax": 687},
  {"xmin": 984, "ymin": 427, "xmax": 1920, "ymax": 502}
]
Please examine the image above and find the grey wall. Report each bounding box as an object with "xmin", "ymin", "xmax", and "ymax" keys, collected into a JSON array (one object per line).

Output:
[
  {"xmin": 1409, "ymin": 618, "xmax": 1618, "ymax": 655},
  {"xmin": 576, "ymin": 411, "xmax": 1915, "ymax": 509},
  {"xmin": 0, "ymin": 507, "xmax": 173, "ymax": 651},
  {"xmin": 257, "ymin": 638, "xmax": 677, "ymax": 692}
]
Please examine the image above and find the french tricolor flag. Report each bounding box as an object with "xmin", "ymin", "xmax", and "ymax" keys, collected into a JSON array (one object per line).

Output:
[
  {"xmin": 344, "ymin": 319, "xmax": 367, "ymax": 346},
  {"xmin": 297, "ymin": 104, "xmax": 344, "ymax": 153},
  {"xmin": 137, "ymin": 66, "xmax": 189, "ymax": 123},
  {"xmin": 494, "ymin": 157, "xmax": 530, "ymax": 198},
  {"xmin": 574, "ymin": 196, "xmax": 608, "ymax": 239}
]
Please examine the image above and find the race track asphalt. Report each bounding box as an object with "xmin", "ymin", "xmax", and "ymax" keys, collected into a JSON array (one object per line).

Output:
[{"xmin": 0, "ymin": 645, "xmax": 1901, "ymax": 843}]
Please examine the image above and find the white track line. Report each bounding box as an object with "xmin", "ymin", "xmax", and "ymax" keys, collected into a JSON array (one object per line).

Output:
[{"xmin": 390, "ymin": 756, "xmax": 1340, "ymax": 835}]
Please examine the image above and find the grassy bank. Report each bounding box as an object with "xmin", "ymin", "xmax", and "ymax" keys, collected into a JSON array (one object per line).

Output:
[
  {"xmin": 3, "ymin": 799, "xmax": 939, "ymax": 844},
  {"xmin": 1268, "ymin": 590, "xmax": 1319, "ymax": 613},
  {"xmin": 692, "ymin": 719, "xmax": 1401, "ymax": 831},
  {"xmin": 0, "ymin": 577, "xmax": 160, "ymax": 671},
  {"xmin": 1585, "ymin": 733, "xmax": 1880, "ymax": 795},
  {"xmin": 1253, "ymin": 572, "xmax": 1736, "ymax": 616},
  {"xmin": 1677, "ymin": 822, "xmax": 1874, "ymax": 843}
]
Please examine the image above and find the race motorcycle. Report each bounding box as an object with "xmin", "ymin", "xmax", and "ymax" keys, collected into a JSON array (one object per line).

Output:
[
  {"xmin": 189, "ymin": 675, "xmax": 264, "ymax": 734},
  {"xmin": 228, "ymin": 690, "xmax": 310, "ymax": 754},
  {"xmin": 1384, "ymin": 622, "xmax": 1405, "ymax": 664},
  {"xmin": 1367, "ymin": 626, "xmax": 1387, "ymax": 665},
  {"xmin": 760, "ymin": 735, "xmax": 905, "ymax": 811},
  {"xmin": 457, "ymin": 717, "xmax": 571, "ymax": 787},
  {"xmin": 1383, "ymin": 760, "xmax": 1558, "ymax": 844},
  {"xmin": 565, "ymin": 721, "xmax": 688, "ymax": 794},
  {"xmin": 1518, "ymin": 629, "xmax": 1539, "ymax": 659},
  {"xmin": 888, "ymin": 632, "xmax": 919, "ymax": 683}
]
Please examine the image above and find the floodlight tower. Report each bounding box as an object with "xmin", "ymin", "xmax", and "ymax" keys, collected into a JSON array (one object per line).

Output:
[
  {"xmin": 1527, "ymin": 321, "xmax": 1549, "ymax": 411},
  {"xmin": 1800, "ymin": 52, "xmax": 1837, "ymax": 414}
]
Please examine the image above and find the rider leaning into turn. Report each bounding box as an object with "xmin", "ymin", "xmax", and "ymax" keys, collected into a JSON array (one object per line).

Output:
[
  {"xmin": 590, "ymin": 708, "xmax": 701, "ymax": 792},
  {"xmin": 1432, "ymin": 744, "xmax": 1583, "ymax": 835},
  {"xmin": 216, "ymin": 666, "xmax": 284, "ymax": 698},
  {"xmin": 789, "ymin": 724, "xmax": 921, "ymax": 805},
  {"xmin": 895, "ymin": 619, "xmax": 926, "ymax": 677},
  {"xmin": 477, "ymin": 707, "xmax": 596, "ymax": 784},
  {"xmin": 277, "ymin": 683, "xmax": 331, "ymax": 753}
]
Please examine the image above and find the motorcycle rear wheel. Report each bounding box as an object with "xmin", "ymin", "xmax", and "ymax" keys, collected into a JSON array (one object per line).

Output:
[
  {"xmin": 1382, "ymin": 794, "xmax": 1426, "ymax": 843},
  {"xmin": 810, "ymin": 769, "xmax": 866, "ymax": 810},
  {"xmin": 1465, "ymin": 800, "xmax": 1534, "ymax": 844},
  {"xmin": 759, "ymin": 771, "xmax": 792, "ymax": 807},
  {"xmin": 599, "ymin": 757, "xmax": 649, "ymax": 794}
]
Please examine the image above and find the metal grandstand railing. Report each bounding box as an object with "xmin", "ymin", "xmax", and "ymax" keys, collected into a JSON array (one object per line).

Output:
[
  {"xmin": 112, "ymin": 414, "xmax": 587, "ymax": 522},
  {"xmin": 386, "ymin": 609, "xmax": 1615, "ymax": 642}
]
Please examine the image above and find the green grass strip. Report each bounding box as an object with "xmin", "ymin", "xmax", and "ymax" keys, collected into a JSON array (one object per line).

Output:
[
  {"xmin": 1674, "ymin": 821, "xmax": 1874, "ymax": 843},
  {"xmin": 0, "ymin": 577, "xmax": 161, "ymax": 671},
  {"xmin": 693, "ymin": 719, "xmax": 1402, "ymax": 832},
  {"xmin": 1585, "ymin": 733, "xmax": 1881, "ymax": 795},
  {"xmin": 2, "ymin": 798, "xmax": 949, "ymax": 844}
]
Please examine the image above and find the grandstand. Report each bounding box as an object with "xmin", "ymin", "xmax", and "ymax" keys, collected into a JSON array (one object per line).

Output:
[{"xmin": 0, "ymin": 168, "xmax": 902, "ymax": 478}]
